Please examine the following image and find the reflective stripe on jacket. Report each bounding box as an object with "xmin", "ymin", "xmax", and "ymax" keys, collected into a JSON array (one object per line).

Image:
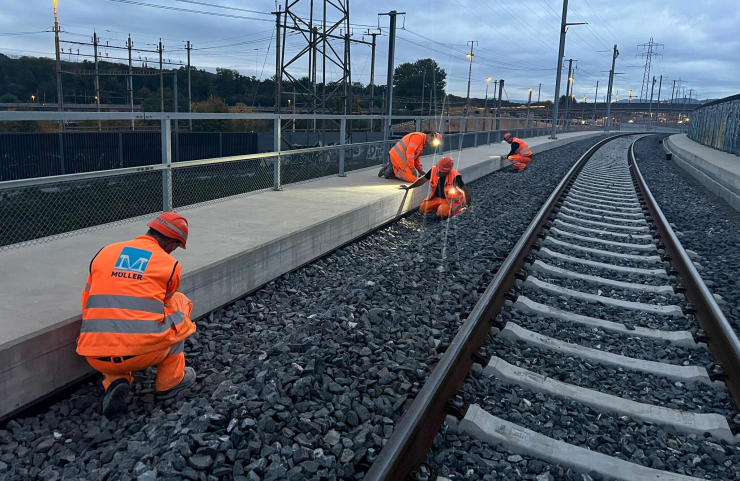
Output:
[
  {"xmin": 427, "ymin": 167, "xmax": 466, "ymax": 216},
  {"xmin": 512, "ymin": 137, "xmax": 532, "ymax": 156},
  {"xmin": 389, "ymin": 132, "xmax": 426, "ymax": 171},
  {"xmin": 77, "ymin": 235, "xmax": 196, "ymax": 357}
]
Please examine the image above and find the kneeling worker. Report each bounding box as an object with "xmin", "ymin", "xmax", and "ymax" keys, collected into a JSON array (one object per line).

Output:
[
  {"xmin": 76, "ymin": 212, "xmax": 197, "ymax": 418},
  {"xmin": 400, "ymin": 156, "xmax": 472, "ymax": 218},
  {"xmin": 379, "ymin": 131, "xmax": 443, "ymax": 182},
  {"xmin": 503, "ymin": 132, "xmax": 532, "ymax": 171}
]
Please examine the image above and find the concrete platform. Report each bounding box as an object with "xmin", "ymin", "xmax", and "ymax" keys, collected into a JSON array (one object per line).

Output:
[
  {"xmin": 0, "ymin": 130, "xmax": 601, "ymax": 420},
  {"xmin": 664, "ymin": 134, "xmax": 740, "ymax": 211}
]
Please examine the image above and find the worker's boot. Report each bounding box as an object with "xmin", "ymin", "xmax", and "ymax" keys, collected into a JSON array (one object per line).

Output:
[
  {"xmin": 378, "ymin": 164, "xmax": 390, "ymax": 177},
  {"xmin": 102, "ymin": 378, "xmax": 130, "ymax": 419},
  {"xmin": 157, "ymin": 367, "xmax": 197, "ymax": 400}
]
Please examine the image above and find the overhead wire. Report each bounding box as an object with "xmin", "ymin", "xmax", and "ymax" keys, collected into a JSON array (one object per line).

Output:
[
  {"xmin": 450, "ymin": 0, "xmax": 554, "ymax": 65},
  {"xmin": 581, "ymin": 0, "xmax": 645, "ymax": 41},
  {"xmin": 106, "ymin": 0, "xmax": 275, "ymax": 23},
  {"xmin": 251, "ymin": 25, "xmax": 275, "ymax": 107},
  {"xmin": 477, "ymin": 0, "xmax": 559, "ymax": 55},
  {"xmin": 170, "ymin": 0, "xmax": 272, "ymax": 16}
]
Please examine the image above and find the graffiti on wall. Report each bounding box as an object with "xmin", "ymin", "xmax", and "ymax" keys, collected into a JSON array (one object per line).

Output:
[{"xmin": 688, "ymin": 97, "xmax": 740, "ymax": 156}]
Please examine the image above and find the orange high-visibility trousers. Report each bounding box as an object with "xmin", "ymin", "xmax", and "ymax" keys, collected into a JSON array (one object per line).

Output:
[
  {"xmin": 87, "ymin": 341, "xmax": 185, "ymax": 392},
  {"xmin": 509, "ymin": 154, "xmax": 532, "ymax": 170},
  {"xmin": 390, "ymin": 156, "xmax": 418, "ymax": 182},
  {"xmin": 420, "ymin": 197, "xmax": 458, "ymax": 218}
]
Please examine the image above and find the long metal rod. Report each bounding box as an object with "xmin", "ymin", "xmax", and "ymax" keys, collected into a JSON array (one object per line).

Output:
[
  {"xmin": 187, "ymin": 40, "xmax": 192, "ymax": 132},
  {"xmin": 550, "ymin": 0, "xmax": 568, "ymax": 139},
  {"xmin": 605, "ymin": 44, "xmax": 617, "ymax": 131},
  {"xmin": 496, "ymin": 79, "xmax": 504, "ymax": 132},
  {"xmin": 0, "ymin": 112, "xmax": 531, "ymax": 122},
  {"xmin": 655, "ymin": 74, "xmax": 663, "ymax": 125},
  {"xmin": 128, "ymin": 35, "xmax": 134, "ymax": 131},
  {"xmin": 648, "ymin": 76, "xmax": 656, "ymax": 130},
  {"xmin": 54, "ymin": 0, "xmax": 63, "ymax": 119},
  {"xmin": 564, "ymin": 59, "xmax": 573, "ymax": 132},
  {"xmin": 631, "ymin": 139, "xmax": 740, "ymax": 409},
  {"xmin": 94, "ymin": 32, "xmax": 101, "ymax": 132},
  {"xmin": 159, "ymin": 39, "xmax": 164, "ymax": 113},
  {"xmin": 362, "ymin": 133, "xmax": 631, "ymax": 481}
]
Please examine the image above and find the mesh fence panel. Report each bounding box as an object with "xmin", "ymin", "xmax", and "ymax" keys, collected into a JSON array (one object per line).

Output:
[
  {"xmin": 280, "ymin": 148, "xmax": 339, "ymax": 186},
  {"xmin": 344, "ymin": 141, "xmax": 387, "ymax": 173},
  {"xmin": 172, "ymin": 157, "xmax": 275, "ymax": 209},
  {"xmin": 0, "ymin": 170, "xmax": 163, "ymax": 250}
]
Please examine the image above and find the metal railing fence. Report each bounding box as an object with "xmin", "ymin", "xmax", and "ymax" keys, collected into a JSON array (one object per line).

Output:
[
  {"xmin": 0, "ymin": 131, "xmax": 259, "ymax": 181},
  {"xmin": 688, "ymin": 94, "xmax": 740, "ymax": 156},
  {"xmin": 0, "ymin": 111, "xmax": 573, "ymax": 250}
]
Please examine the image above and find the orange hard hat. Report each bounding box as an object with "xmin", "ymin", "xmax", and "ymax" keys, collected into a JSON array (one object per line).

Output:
[
  {"xmin": 503, "ymin": 133, "xmax": 512, "ymax": 140},
  {"xmin": 148, "ymin": 212, "xmax": 189, "ymax": 249},
  {"xmin": 437, "ymin": 157, "xmax": 454, "ymax": 174}
]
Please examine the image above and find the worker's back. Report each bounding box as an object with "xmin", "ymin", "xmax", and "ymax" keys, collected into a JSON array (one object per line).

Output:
[
  {"xmin": 512, "ymin": 137, "xmax": 532, "ymax": 156},
  {"xmin": 77, "ymin": 235, "xmax": 185, "ymax": 357}
]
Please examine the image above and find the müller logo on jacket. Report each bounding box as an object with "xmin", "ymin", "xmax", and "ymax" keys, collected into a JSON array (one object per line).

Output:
[{"xmin": 111, "ymin": 246, "xmax": 152, "ymax": 280}]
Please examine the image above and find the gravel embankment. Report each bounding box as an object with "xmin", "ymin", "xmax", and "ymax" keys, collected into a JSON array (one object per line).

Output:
[
  {"xmin": 634, "ymin": 135, "xmax": 740, "ymax": 337},
  {"xmin": 0, "ymin": 136, "xmax": 607, "ymax": 481}
]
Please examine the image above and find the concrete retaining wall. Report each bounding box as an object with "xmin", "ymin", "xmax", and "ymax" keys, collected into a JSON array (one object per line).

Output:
[{"xmin": 664, "ymin": 135, "xmax": 740, "ymax": 211}]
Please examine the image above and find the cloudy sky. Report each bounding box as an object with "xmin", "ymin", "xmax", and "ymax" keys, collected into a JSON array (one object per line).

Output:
[{"xmin": 2, "ymin": 0, "xmax": 738, "ymax": 103}]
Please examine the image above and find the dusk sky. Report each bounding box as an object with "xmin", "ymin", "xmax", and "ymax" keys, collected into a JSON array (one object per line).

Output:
[{"xmin": 2, "ymin": 0, "xmax": 737, "ymax": 103}]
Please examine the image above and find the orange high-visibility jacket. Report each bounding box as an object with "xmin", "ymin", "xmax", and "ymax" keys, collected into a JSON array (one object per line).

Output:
[
  {"xmin": 77, "ymin": 235, "xmax": 196, "ymax": 357},
  {"xmin": 512, "ymin": 137, "xmax": 532, "ymax": 156},
  {"xmin": 389, "ymin": 132, "xmax": 427, "ymax": 172},
  {"xmin": 427, "ymin": 166, "xmax": 466, "ymax": 217}
]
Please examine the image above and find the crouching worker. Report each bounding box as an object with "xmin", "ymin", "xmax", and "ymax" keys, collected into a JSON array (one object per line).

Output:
[
  {"xmin": 379, "ymin": 131, "xmax": 443, "ymax": 182},
  {"xmin": 503, "ymin": 132, "xmax": 532, "ymax": 171},
  {"xmin": 76, "ymin": 212, "xmax": 197, "ymax": 418},
  {"xmin": 400, "ymin": 157, "xmax": 472, "ymax": 219}
]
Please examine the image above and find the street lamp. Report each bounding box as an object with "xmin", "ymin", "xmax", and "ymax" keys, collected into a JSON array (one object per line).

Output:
[
  {"xmin": 31, "ymin": 95, "xmax": 36, "ymax": 103},
  {"xmin": 465, "ymin": 53, "xmax": 474, "ymax": 117}
]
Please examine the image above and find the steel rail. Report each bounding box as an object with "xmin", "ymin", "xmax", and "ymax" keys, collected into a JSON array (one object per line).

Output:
[
  {"xmin": 629, "ymin": 139, "xmax": 740, "ymax": 409},
  {"xmin": 362, "ymin": 133, "xmax": 634, "ymax": 481}
]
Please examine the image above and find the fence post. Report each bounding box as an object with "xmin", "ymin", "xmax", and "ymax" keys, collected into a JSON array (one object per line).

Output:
[
  {"xmin": 458, "ymin": 116, "xmax": 464, "ymax": 152},
  {"xmin": 415, "ymin": 117, "xmax": 421, "ymax": 132},
  {"xmin": 273, "ymin": 117, "xmax": 282, "ymax": 191},
  {"xmin": 487, "ymin": 117, "xmax": 492, "ymax": 145},
  {"xmin": 474, "ymin": 119, "xmax": 479, "ymax": 147},
  {"xmin": 161, "ymin": 119, "xmax": 173, "ymax": 211},
  {"xmin": 118, "ymin": 131, "xmax": 124, "ymax": 168},
  {"xmin": 440, "ymin": 117, "xmax": 446, "ymax": 152},
  {"xmin": 58, "ymin": 131, "xmax": 65, "ymax": 175},
  {"xmin": 339, "ymin": 117, "xmax": 346, "ymax": 177},
  {"xmin": 383, "ymin": 115, "xmax": 390, "ymax": 166},
  {"xmin": 219, "ymin": 132, "xmax": 223, "ymax": 158}
]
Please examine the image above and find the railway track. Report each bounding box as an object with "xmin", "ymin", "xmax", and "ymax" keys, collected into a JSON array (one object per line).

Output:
[{"xmin": 364, "ymin": 135, "xmax": 740, "ymax": 481}]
